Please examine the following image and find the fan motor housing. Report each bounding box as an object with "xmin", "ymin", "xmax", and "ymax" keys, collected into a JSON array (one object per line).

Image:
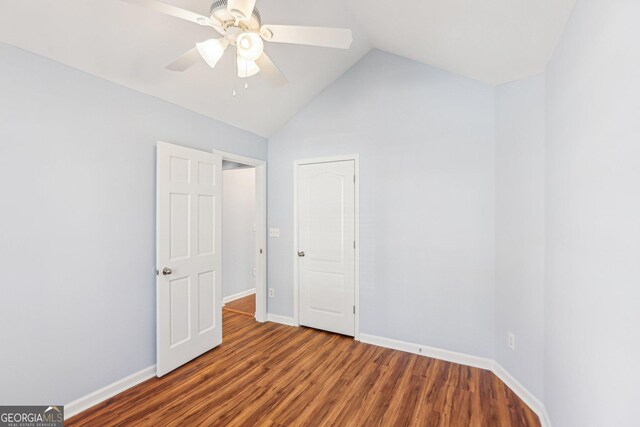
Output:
[{"xmin": 210, "ymin": 0, "xmax": 261, "ymax": 34}]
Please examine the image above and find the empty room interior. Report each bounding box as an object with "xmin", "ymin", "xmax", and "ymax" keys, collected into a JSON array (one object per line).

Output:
[{"xmin": 1, "ymin": 0, "xmax": 638, "ymax": 426}]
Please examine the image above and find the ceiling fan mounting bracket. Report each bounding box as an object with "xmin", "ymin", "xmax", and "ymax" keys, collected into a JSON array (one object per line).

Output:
[{"xmin": 210, "ymin": 0, "xmax": 261, "ymax": 36}]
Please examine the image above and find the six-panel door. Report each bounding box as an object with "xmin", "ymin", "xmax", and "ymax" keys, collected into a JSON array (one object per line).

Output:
[{"xmin": 156, "ymin": 142, "xmax": 222, "ymax": 376}]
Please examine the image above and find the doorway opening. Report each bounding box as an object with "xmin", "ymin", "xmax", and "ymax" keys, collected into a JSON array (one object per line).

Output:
[
  {"xmin": 215, "ymin": 150, "xmax": 267, "ymax": 324},
  {"xmin": 222, "ymin": 161, "xmax": 257, "ymax": 317},
  {"xmin": 156, "ymin": 143, "xmax": 266, "ymax": 377}
]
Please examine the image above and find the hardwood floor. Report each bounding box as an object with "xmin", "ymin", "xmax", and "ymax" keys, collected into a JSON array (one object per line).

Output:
[
  {"xmin": 67, "ymin": 311, "xmax": 540, "ymax": 426},
  {"xmin": 223, "ymin": 294, "xmax": 255, "ymax": 317}
]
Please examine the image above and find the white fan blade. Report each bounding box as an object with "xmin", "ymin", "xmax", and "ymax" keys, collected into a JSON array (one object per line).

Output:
[
  {"xmin": 121, "ymin": 0, "xmax": 220, "ymax": 28},
  {"xmin": 261, "ymin": 25, "xmax": 353, "ymax": 49},
  {"xmin": 255, "ymin": 53, "xmax": 288, "ymax": 87},
  {"xmin": 166, "ymin": 47, "xmax": 201, "ymax": 71}
]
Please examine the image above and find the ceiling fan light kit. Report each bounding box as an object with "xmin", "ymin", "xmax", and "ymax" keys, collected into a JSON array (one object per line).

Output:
[
  {"xmin": 122, "ymin": 0, "xmax": 354, "ymax": 87},
  {"xmin": 236, "ymin": 32, "xmax": 264, "ymax": 61},
  {"xmin": 196, "ymin": 38, "xmax": 229, "ymax": 69},
  {"xmin": 237, "ymin": 57, "xmax": 260, "ymax": 78}
]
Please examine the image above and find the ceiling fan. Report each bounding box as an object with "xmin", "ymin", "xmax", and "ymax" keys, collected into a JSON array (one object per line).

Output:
[{"xmin": 123, "ymin": 0, "xmax": 354, "ymax": 87}]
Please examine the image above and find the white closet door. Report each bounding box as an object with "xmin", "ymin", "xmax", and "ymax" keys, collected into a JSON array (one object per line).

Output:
[{"xmin": 298, "ymin": 160, "xmax": 355, "ymax": 336}]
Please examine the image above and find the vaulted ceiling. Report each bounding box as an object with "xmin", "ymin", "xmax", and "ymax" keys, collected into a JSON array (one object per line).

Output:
[
  {"xmin": 349, "ymin": 0, "xmax": 576, "ymax": 86},
  {"xmin": 0, "ymin": 0, "xmax": 575, "ymax": 137}
]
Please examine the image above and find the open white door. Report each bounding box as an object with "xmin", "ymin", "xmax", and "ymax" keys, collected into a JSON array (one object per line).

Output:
[
  {"xmin": 298, "ymin": 160, "xmax": 356, "ymax": 336},
  {"xmin": 156, "ymin": 142, "xmax": 222, "ymax": 377}
]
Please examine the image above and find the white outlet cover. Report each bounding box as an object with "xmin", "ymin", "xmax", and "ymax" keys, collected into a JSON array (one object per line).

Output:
[{"xmin": 269, "ymin": 228, "xmax": 280, "ymax": 238}]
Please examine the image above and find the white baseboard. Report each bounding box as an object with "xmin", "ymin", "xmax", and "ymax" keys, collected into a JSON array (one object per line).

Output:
[
  {"xmin": 359, "ymin": 333, "xmax": 551, "ymax": 427},
  {"xmin": 492, "ymin": 362, "xmax": 551, "ymax": 427},
  {"xmin": 358, "ymin": 333, "xmax": 494, "ymax": 371},
  {"xmin": 222, "ymin": 288, "xmax": 256, "ymax": 304},
  {"xmin": 64, "ymin": 365, "xmax": 156, "ymax": 420},
  {"xmin": 267, "ymin": 313, "xmax": 297, "ymax": 326}
]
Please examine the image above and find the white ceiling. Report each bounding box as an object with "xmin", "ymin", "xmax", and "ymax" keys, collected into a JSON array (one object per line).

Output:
[
  {"xmin": 349, "ymin": 0, "xmax": 576, "ymax": 86},
  {"xmin": 0, "ymin": 0, "xmax": 575, "ymax": 137}
]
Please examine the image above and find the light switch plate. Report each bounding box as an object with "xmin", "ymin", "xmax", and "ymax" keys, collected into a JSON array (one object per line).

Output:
[
  {"xmin": 269, "ymin": 228, "xmax": 280, "ymax": 238},
  {"xmin": 507, "ymin": 332, "xmax": 516, "ymax": 351}
]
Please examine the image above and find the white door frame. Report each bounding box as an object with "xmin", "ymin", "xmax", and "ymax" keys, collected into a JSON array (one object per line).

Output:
[
  {"xmin": 293, "ymin": 154, "xmax": 360, "ymax": 340},
  {"xmin": 214, "ymin": 149, "xmax": 267, "ymax": 323}
]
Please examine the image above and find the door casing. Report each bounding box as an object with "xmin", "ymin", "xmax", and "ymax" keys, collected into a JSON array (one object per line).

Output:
[
  {"xmin": 214, "ymin": 149, "xmax": 267, "ymax": 323},
  {"xmin": 293, "ymin": 154, "xmax": 360, "ymax": 340}
]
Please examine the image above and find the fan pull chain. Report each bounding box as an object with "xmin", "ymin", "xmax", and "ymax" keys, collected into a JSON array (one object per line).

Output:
[
  {"xmin": 244, "ymin": 57, "xmax": 249, "ymax": 90},
  {"xmin": 242, "ymin": 58, "xmax": 249, "ymax": 91},
  {"xmin": 232, "ymin": 51, "xmax": 238, "ymax": 97},
  {"xmin": 231, "ymin": 51, "xmax": 250, "ymax": 96},
  {"xmin": 244, "ymin": 56, "xmax": 249, "ymax": 90}
]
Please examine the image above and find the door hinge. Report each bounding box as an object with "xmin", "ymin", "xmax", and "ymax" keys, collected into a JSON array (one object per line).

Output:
[
  {"xmin": 353, "ymin": 305, "xmax": 356, "ymax": 314},
  {"xmin": 353, "ymin": 240, "xmax": 356, "ymax": 249}
]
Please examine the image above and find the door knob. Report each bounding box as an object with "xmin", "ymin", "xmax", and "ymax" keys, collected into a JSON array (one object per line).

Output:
[
  {"xmin": 162, "ymin": 267, "xmax": 172, "ymax": 275},
  {"xmin": 297, "ymin": 251, "xmax": 305, "ymax": 257}
]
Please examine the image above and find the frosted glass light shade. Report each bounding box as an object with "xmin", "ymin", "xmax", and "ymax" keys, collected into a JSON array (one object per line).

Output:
[
  {"xmin": 236, "ymin": 32, "xmax": 264, "ymax": 61},
  {"xmin": 196, "ymin": 38, "xmax": 229, "ymax": 69},
  {"xmin": 237, "ymin": 57, "xmax": 260, "ymax": 78}
]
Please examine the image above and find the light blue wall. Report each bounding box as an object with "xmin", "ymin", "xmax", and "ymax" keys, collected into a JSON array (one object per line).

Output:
[
  {"xmin": 0, "ymin": 43, "xmax": 266, "ymax": 405},
  {"xmin": 267, "ymin": 50, "xmax": 496, "ymax": 358},
  {"xmin": 544, "ymin": 1, "xmax": 640, "ymax": 425},
  {"xmin": 494, "ymin": 75, "xmax": 546, "ymax": 401},
  {"xmin": 222, "ymin": 167, "xmax": 256, "ymax": 298}
]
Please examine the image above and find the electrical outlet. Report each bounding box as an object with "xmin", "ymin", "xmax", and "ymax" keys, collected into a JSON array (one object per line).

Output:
[
  {"xmin": 269, "ymin": 228, "xmax": 280, "ymax": 237},
  {"xmin": 507, "ymin": 332, "xmax": 516, "ymax": 351},
  {"xmin": 268, "ymin": 288, "xmax": 275, "ymax": 298}
]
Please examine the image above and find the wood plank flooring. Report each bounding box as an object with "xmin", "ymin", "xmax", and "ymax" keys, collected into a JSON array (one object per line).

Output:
[
  {"xmin": 67, "ymin": 311, "xmax": 540, "ymax": 426},
  {"xmin": 223, "ymin": 294, "xmax": 255, "ymax": 317}
]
